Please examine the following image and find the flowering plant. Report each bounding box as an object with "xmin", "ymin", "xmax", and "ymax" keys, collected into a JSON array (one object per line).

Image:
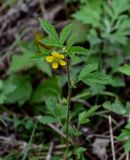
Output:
[{"xmin": 33, "ymin": 19, "xmax": 87, "ymax": 159}]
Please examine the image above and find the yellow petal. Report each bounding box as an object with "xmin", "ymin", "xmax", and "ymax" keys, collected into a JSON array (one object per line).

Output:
[
  {"xmin": 52, "ymin": 62, "xmax": 58, "ymax": 69},
  {"xmin": 45, "ymin": 56, "xmax": 54, "ymax": 62},
  {"xmin": 59, "ymin": 54, "xmax": 65, "ymax": 59},
  {"xmin": 59, "ymin": 60, "xmax": 66, "ymax": 66},
  {"xmin": 52, "ymin": 51, "xmax": 59, "ymax": 58}
]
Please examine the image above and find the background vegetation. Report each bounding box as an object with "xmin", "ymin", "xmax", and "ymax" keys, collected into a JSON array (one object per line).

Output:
[{"xmin": 0, "ymin": 0, "xmax": 130, "ymax": 159}]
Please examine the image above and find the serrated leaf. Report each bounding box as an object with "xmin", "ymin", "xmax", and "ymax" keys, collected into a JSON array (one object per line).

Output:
[
  {"xmin": 72, "ymin": 1, "xmax": 103, "ymax": 27},
  {"xmin": 66, "ymin": 35, "xmax": 77, "ymax": 49},
  {"xmin": 82, "ymin": 72, "xmax": 111, "ymax": 85},
  {"xmin": 78, "ymin": 63, "xmax": 98, "ymax": 80},
  {"xmin": 38, "ymin": 116, "xmax": 58, "ymax": 124},
  {"xmin": 41, "ymin": 38, "xmax": 61, "ymax": 47},
  {"xmin": 59, "ymin": 23, "xmax": 72, "ymax": 45},
  {"xmin": 112, "ymin": 0, "xmax": 130, "ymax": 16},
  {"xmin": 39, "ymin": 19, "xmax": 58, "ymax": 41},
  {"xmin": 119, "ymin": 64, "xmax": 130, "ymax": 76},
  {"xmin": 39, "ymin": 46, "xmax": 51, "ymax": 55}
]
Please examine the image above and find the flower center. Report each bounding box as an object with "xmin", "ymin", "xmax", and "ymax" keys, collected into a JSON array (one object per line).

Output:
[{"xmin": 54, "ymin": 57, "xmax": 59, "ymax": 62}]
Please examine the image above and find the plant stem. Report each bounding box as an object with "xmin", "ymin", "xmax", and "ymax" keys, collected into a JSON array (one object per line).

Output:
[{"xmin": 66, "ymin": 56, "xmax": 72, "ymax": 158}]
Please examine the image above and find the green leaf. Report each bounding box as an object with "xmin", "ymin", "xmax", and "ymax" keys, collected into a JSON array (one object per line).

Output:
[
  {"xmin": 31, "ymin": 53, "xmax": 47, "ymax": 59},
  {"xmin": 35, "ymin": 59, "xmax": 52, "ymax": 77},
  {"xmin": 78, "ymin": 112, "xmax": 90, "ymax": 124},
  {"xmin": 9, "ymin": 52, "xmax": 33, "ymax": 73},
  {"xmin": 66, "ymin": 35, "xmax": 77, "ymax": 49},
  {"xmin": 112, "ymin": 0, "xmax": 130, "ymax": 16},
  {"xmin": 31, "ymin": 77, "xmax": 61, "ymax": 103},
  {"xmin": 78, "ymin": 63, "xmax": 98, "ymax": 80},
  {"xmin": 38, "ymin": 116, "xmax": 58, "ymax": 124},
  {"xmin": 41, "ymin": 38, "xmax": 61, "ymax": 47},
  {"xmin": 72, "ymin": 1, "xmax": 103, "ymax": 27},
  {"xmin": 0, "ymin": 80, "xmax": 4, "ymax": 90},
  {"xmin": 69, "ymin": 46, "xmax": 88, "ymax": 55},
  {"xmin": 0, "ymin": 94, "xmax": 6, "ymax": 104},
  {"xmin": 4, "ymin": 76, "xmax": 32, "ymax": 105},
  {"xmin": 82, "ymin": 72, "xmax": 111, "ymax": 85},
  {"xmin": 78, "ymin": 105, "xmax": 99, "ymax": 124},
  {"xmin": 59, "ymin": 23, "xmax": 72, "ymax": 45},
  {"xmin": 45, "ymin": 97, "xmax": 67, "ymax": 121},
  {"xmin": 117, "ymin": 126, "xmax": 130, "ymax": 153},
  {"xmin": 124, "ymin": 138, "xmax": 130, "ymax": 153},
  {"xmin": 103, "ymin": 98, "xmax": 126, "ymax": 115},
  {"xmin": 45, "ymin": 97, "xmax": 57, "ymax": 114},
  {"xmin": 9, "ymin": 48, "xmax": 52, "ymax": 76},
  {"xmin": 39, "ymin": 46, "xmax": 51, "ymax": 55},
  {"xmin": 119, "ymin": 64, "xmax": 130, "ymax": 76},
  {"xmin": 75, "ymin": 147, "xmax": 86, "ymax": 159},
  {"xmin": 39, "ymin": 19, "xmax": 58, "ymax": 41}
]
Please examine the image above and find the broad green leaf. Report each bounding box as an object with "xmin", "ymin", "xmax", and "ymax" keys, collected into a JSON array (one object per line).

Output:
[
  {"xmin": 45, "ymin": 97, "xmax": 57, "ymax": 114},
  {"xmin": 45, "ymin": 97, "xmax": 67, "ymax": 121},
  {"xmin": 4, "ymin": 76, "xmax": 32, "ymax": 105},
  {"xmin": 9, "ymin": 51, "xmax": 52, "ymax": 77},
  {"xmin": 59, "ymin": 23, "xmax": 72, "ymax": 45},
  {"xmin": 82, "ymin": 72, "xmax": 111, "ymax": 85},
  {"xmin": 41, "ymin": 38, "xmax": 61, "ymax": 47},
  {"xmin": 119, "ymin": 64, "xmax": 130, "ymax": 76},
  {"xmin": 38, "ymin": 116, "xmax": 58, "ymax": 124},
  {"xmin": 78, "ymin": 63, "xmax": 98, "ymax": 80},
  {"xmin": 9, "ymin": 52, "xmax": 33, "ymax": 72},
  {"xmin": 39, "ymin": 19, "xmax": 58, "ymax": 41},
  {"xmin": 31, "ymin": 77, "xmax": 61, "ymax": 103},
  {"xmin": 103, "ymin": 98, "xmax": 126, "ymax": 115}
]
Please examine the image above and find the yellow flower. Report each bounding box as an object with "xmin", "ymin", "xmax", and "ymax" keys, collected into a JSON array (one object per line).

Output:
[{"xmin": 45, "ymin": 51, "xmax": 66, "ymax": 69}]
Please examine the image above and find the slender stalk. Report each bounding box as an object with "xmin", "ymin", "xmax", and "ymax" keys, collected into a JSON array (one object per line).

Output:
[{"xmin": 66, "ymin": 57, "xmax": 72, "ymax": 158}]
